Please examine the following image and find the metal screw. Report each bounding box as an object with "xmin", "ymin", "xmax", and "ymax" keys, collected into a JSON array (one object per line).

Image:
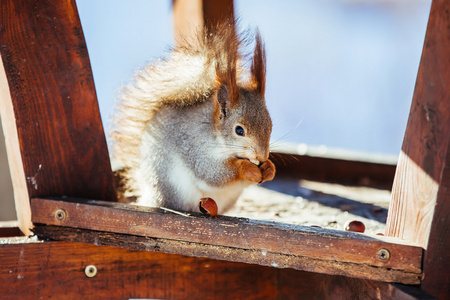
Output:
[
  {"xmin": 377, "ymin": 248, "xmax": 390, "ymax": 263},
  {"xmin": 54, "ymin": 209, "xmax": 66, "ymax": 221},
  {"xmin": 84, "ymin": 265, "xmax": 97, "ymax": 278}
]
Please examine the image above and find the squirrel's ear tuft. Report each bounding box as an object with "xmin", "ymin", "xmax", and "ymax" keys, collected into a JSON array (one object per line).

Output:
[
  {"xmin": 211, "ymin": 21, "xmax": 240, "ymax": 108},
  {"xmin": 216, "ymin": 84, "xmax": 230, "ymax": 119},
  {"xmin": 251, "ymin": 30, "xmax": 266, "ymax": 96}
]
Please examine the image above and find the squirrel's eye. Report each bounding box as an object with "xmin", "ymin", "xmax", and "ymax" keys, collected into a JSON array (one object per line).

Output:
[{"xmin": 235, "ymin": 125, "xmax": 245, "ymax": 137}]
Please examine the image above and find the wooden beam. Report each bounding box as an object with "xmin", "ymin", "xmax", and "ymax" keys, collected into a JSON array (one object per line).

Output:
[
  {"xmin": 202, "ymin": 0, "xmax": 235, "ymax": 31},
  {"xmin": 31, "ymin": 197, "xmax": 423, "ymax": 284},
  {"xmin": 33, "ymin": 225, "xmax": 421, "ymax": 285},
  {"xmin": 421, "ymin": 139, "xmax": 450, "ymax": 297},
  {"xmin": 0, "ymin": 240, "xmax": 435, "ymax": 299},
  {"xmin": 173, "ymin": 0, "xmax": 234, "ymax": 47},
  {"xmin": 271, "ymin": 151, "xmax": 396, "ymax": 190},
  {"xmin": 173, "ymin": 0, "xmax": 203, "ymax": 46},
  {"xmin": 0, "ymin": 240, "xmax": 279, "ymax": 299},
  {"xmin": 385, "ymin": 0, "xmax": 450, "ymax": 297},
  {"xmin": 385, "ymin": 0, "xmax": 450, "ymax": 247},
  {"xmin": 0, "ymin": 0, "xmax": 117, "ymax": 235}
]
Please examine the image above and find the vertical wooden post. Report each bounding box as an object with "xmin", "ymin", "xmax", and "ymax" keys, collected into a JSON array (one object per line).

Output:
[
  {"xmin": 173, "ymin": 0, "xmax": 203, "ymax": 46},
  {"xmin": 173, "ymin": 0, "xmax": 234, "ymax": 47},
  {"xmin": 385, "ymin": 0, "xmax": 450, "ymax": 297},
  {"xmin": 0, "ymin": 0, "xmax": 116, "ymax": 235},
  {"xmin": 421, "ymin": 147, "xmax": 450, "ymax": 298},
  {"xmin": 202, "ymin": 0, "xmax": 235, "ymax": 31}
]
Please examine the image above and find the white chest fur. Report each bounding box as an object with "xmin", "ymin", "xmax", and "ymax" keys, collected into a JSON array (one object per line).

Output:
[{"xmin": 167, "ymin": 154, "xmax": 249, "ymax": 214}]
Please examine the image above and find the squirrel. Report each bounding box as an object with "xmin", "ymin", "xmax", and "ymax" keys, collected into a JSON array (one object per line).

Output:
[{"xmin": 110, "ymin": 22, "xmax": 275, "ymax": 214}]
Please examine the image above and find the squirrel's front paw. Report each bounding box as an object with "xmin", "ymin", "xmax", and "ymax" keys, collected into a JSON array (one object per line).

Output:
[
  {"xmin": 259, "ymin": 159, "xmax": 276, "ymax": 183},
  {"xmin": 233, "ymin": 158, "xmax": 262, "ymax": 183}
]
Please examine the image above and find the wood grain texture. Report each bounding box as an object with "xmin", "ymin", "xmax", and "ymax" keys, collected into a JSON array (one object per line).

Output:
[
  {"xmin": 0, "ymin": 240, "xmax": 435, "ymax": 299},
  {"xmin": 0, "ymin": 240, "xmax": 277, "ymax": 299},
  {"xmin": 385, "ymin": 0, "xmax": 450, "ymax": 247},
  {"xmin": 30, "ymin": 198, "xmax": 423, "ymax": 278},
  {"xmin": 33, "ymin": 225, "xmax": 422, "ymax": 285},
  {"xmin": 421, "ymin": 143, "xmax": 450, "ymax": 298},
  {"xmin": 0, "ymin": 0, "xmax": 116, "ymax": 206},
  {"xmin": 385, "ymin": 1, "xmax": 450, "ymax": 297}
]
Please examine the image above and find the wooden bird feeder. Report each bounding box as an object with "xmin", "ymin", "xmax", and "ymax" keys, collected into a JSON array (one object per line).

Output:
[{"xmin": 0, "ymin": 0, "xmax": 448, "ymax": 298}]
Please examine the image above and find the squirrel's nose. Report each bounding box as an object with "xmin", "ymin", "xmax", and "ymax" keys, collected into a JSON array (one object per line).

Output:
[{"xmin": 255, "ymin": 146, "xmax": 270, "ymax": 164}]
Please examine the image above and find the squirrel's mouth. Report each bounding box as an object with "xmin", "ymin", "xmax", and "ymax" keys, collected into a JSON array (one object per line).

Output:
[{"xmin": 236, "ymin": 156, "xmax": 260, "ymax": 166}]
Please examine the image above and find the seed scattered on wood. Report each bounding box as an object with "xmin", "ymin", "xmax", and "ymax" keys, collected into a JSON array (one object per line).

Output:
[
  {"xmin": 344, "ymin": 220, "xmax": 365, "ymax": 233},
  {"xmin": 199, "ymin": 198, "xmax": 218, "ymax": 217}
]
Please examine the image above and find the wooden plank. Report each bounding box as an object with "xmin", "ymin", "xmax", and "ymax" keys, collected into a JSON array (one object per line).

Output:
[
  {"xmin": 385, "ymin": 0, "xmax": 450, "ymax": 247},
  {"xmin": 30, "ymin": 198, "xmax": 423, "ymax": 276},
  {"xmin": 271, "ymin": 151, "xmax": 396, "ymax": 190},
  {"xmin": 0, "ymin": 240, "xmax": 434, "ymax": 299},
  {"xmin": 0, "ymin": 0, "xmax": 116, "ymax": 234},
  {"xmin": 278, "ymin": 269, "xmax": 436, "ymax": 300},
  {"xmin": 33, "ymin": 225, "xmax": 422, "ymax": 285},
  {"xmin": 421, "ymin": 141, "xmax": 450, "ymax": 298},
  {"xmin": 385, "ymin": 0, "xmax": 450, "ymax": 298},
  {"xmin": 30, "ymin": 198, "xmax": 422, "ymax": 273},
  {"xmin": 0, "ymin": 240, "xmax": 278, "ymax": 299}
]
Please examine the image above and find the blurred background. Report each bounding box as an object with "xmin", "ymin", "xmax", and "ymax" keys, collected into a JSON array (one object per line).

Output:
[
  {"xmin": 76, "ymin": 0, "xmax": 431, "ymax": 154},
  {"xmin": 0, "ymin": 0, "xmax": 432, "ymax": 220}
]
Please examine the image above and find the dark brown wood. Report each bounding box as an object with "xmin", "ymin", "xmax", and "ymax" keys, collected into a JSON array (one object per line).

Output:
[
  {"xmin": 421, "ymin": 137, "xmax": 450, "ymax": 298},
  {"xmin": 0, "ymin": 227, "xmax": 23, "ymax": 238},
  {"xmin": 202, "ymin": 0, "xmax": 235, "ymax": 31},
  {"xmin": 0, "ymin": 0, "xmax": 116, "ymax": 232},
  {"xmin": 271, "ymin": 151, "xmax": 396, "ymax": 190},
  {"xmin": 384, "ymin": 0, "xmax": 450, "ymax": 298},
  {"xmin": 278, "ymin": 269, "xmax": 436, "ymax": 300},
  {"xmin": 0, "ymin": 240, "xmax": 278, "ymax": 299},
  {"xmin": 30, "ymin": 198, "xmax": 423, "ymax": 282},
  {"xmin": 33, "ymin": 225, "xmax": 422, "ymax": 285},
  {"xmin": 0, "ymin": 240, "xmax": 434, "ymax": 299}
]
